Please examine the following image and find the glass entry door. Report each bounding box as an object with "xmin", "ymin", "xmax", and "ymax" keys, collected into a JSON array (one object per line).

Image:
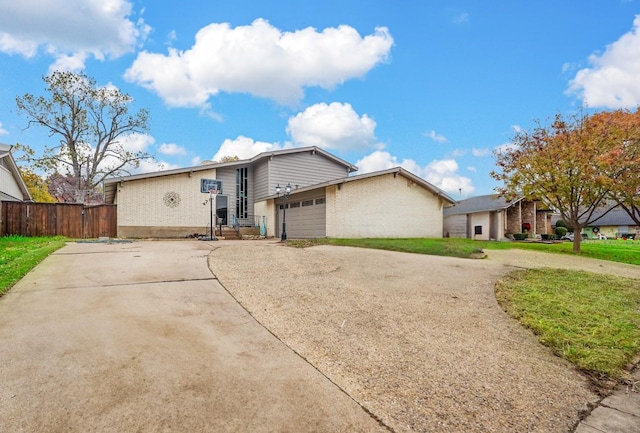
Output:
[{"xmin": 216, "ymin": 195, "xmax": 228, "ymax": 225}]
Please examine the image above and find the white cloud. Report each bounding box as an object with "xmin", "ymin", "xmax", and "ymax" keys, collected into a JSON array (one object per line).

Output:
[
  {"xmin": 158, "ymin": 143, "xmax": 187, "ymax": 156},
  {"xmin": 135, "ymin": 158, "xmax": 179, "ymax": 173},
  {"xmin": 472, "ymin": 147, "xmax": 490, "ymax": 157},
  {"xmin": 568, "ymin": 15, "xmax": 640, "ymax": 108},
  {"xmin": 118, "ymin": 132, "xmax": 154, "ymax": 153},
  {"xmin": 0, "ymin": 33, "xmax": 37, "ymax": 57},
  {"xmin": 453, "ymin": 13, "xmax": 470, "ymax": 25},
  {"xmin": 0, "ymin": 121, "xmax": 7, "ymax": 135},
  {"xmin": 424, "ymin": 159, "xmax": 475, "ymax": 195},
  {"xmin": 0, "ymin": 0, "xmax": 150, "ymax": 70},
  {"xmin": 125, "ymin": 19, "xmax": 393, "ymax": 107},
  {"xmin": 48, "ymin": 52, "xmax": 88, "ymax": 74},
  {"xmin": 355, "ymin": 150, "xmax": 419, "ymax": 174},
  {"xmin": 110, "ymin": 133, "xmax": 179, "ymax": 174},
  {"xmin": 287, "ymin": 102, "xmax": 380, "ymax": 150},
  {"xmin": 211, "ymin": 136, "xmax": 283, "ymax": 162},
  {"xmin": 167, "ymin": 30, "xmax": 177, "ymax": 44},
  {"xmin": 355, "ymin": 151, "xmax": 474, "ymax": 195},
  {"xmin": 425, "ymin": 129, "xmax": 447, "ymax": 143},
  {"xmin": 494, "ymin": 141, "xmax": 518, "ymax": 154},
  {"xmin": 51, "ymin": 132, "xmax": 162, "ymax": 177},
  {"xmin": 467, "ymin": 166, "xmax": 477, "ymax": 172}
]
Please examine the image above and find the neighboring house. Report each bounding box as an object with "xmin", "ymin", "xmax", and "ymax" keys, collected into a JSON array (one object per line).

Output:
[
  {"xmin": 0, "ymin": 143, "xmax": 33, "ymax": 236},
  {"xmin": 582, "ymin": 205, "xmax": 639, "ymax": 239},
  {"xmin": 443, "ymin": 194, "xmax": 552, "ymax": 240},
  {"xmin": 104, "ymin": 146, "xmax": 455, "ymax": 239},
  {"xmin": 0, "ymin": 143, "xmax": 32, "ymax": 202}
]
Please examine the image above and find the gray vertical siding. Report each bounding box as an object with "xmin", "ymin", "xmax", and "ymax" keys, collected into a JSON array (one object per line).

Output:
[
  {"xmin": 215, "ymin": 166, "xmax": 238, "ymax": 220},
  {"xmin": 253, "ymin": 160, "xmax": 269, "ymax": 201},
  {"xmin": 266, "ymin": 151, "xmax": 349, "ymax": 199}
]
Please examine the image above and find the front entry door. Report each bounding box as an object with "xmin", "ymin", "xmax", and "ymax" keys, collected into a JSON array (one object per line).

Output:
[{"xmin": 216, "ymin": 195, "xmax": 228, "ymax": 225}]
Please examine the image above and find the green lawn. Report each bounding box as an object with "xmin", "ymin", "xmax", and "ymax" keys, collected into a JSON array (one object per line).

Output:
[
  {"xmin": 290, "ymin": 237, "xmax": 640, "ymax": 381},
  {"xmin": 0, "ymin": 236, "xmax": 68, "ymax": 296},
  {"xmin": 496, "ymin": 269, "xmax": 640, "ymax": 380},
  {"xmin": 322, "ymin": 237, "xmax": 640, "ymax": 265}
]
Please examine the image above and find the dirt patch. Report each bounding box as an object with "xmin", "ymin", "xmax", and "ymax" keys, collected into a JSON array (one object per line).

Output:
[{"xmin": 210, "ymin": 243, "xmax": 638, "ymax": 433}]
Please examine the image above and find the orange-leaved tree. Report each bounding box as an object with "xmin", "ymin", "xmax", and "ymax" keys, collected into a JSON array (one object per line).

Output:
[
  {"xmin": 593, "ymin": 109, "xmax": 640, "ymax": 225},
  {"xmin": 491, "ymin": 111, "xmax": 619, "ymax": 253},
  {"xmin": 18, "ymin": 167, "xmax": 56, "ymax": 203}
]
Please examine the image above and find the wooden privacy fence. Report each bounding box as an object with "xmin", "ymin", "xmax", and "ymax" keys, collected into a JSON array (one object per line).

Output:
[{"xmin": 0, "ymin": 201, "xmax": 117, "ymax": 238}]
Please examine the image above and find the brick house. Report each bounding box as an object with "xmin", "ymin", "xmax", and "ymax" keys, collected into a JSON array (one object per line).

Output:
[{"xmin": 443, "ymin": 194, "xmax": 552, "ymax": 240}]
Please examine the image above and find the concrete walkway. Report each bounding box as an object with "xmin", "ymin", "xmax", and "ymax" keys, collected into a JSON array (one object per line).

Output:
[
  {"xmin": 575, "ymin": 368, "xmax": 640, "ymax": 433},
  {"xmin": 0, "ymin": 241, "xmax": 387, "ymax": 433}
]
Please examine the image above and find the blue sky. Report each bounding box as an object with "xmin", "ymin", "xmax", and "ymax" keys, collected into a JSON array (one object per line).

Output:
[{"xmin": 1, "ymin": 1, "xmax": 640, "ymax": 197}]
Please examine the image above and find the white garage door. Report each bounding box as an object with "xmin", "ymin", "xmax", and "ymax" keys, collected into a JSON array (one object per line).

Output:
[{"xmin": 279, "ymin": 197, "xmax": 326, "ymax": 239}]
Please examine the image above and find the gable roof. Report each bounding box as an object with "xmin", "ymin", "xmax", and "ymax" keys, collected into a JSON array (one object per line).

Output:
[
  {"xmin": 587, "ymin": 204, "xmax": 637, "ymax": 227},
  {"xmin": 103, "ymin": 146, "xmax": 358, "ymax": 203},
  {"xmin": 276, "ymin": 167, "xmax": 456, "ymax": 205},
  {"xmin": 0, "ymin": 143, "xmax": 32, "ymax": 202},
  {"xmin": 443, "ymin": 194, "xmax": 521, "ymax": 216}
]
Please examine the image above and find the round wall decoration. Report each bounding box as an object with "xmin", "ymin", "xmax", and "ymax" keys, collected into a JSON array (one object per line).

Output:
[{"xmin": 163, "ymin": 191, "xmax": 181, "ymax": 208}]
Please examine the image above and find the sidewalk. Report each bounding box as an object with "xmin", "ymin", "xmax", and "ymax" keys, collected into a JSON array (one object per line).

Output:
[
  {"xmin": 0, "ymin": 240, "xmax": 386, "ymax": 433},
  {"xmin": 574, "ymin": 368, "xmax": 640, "ymax": 433}
]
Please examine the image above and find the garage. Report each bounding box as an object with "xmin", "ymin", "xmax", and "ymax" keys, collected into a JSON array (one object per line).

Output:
[{"xmin": 276, "ymin": 192, "xmax": 326, "ymax": 239}]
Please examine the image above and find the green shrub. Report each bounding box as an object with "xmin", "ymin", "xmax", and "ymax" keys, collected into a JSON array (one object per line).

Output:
[
  {"xmin": 513, "ymin": 233, "xmax": 527, "ymax": 241},
  {"xmin": 555, "ymin": 220, "xmax": 574, "ymax": 231},
  {"xmin": 555, "ymin": 226, "xmax": 568, "ymax": 237}
]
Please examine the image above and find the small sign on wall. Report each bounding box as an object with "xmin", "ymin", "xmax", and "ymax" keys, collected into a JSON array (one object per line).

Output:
[{"xmin": 201, "ymin": 179, "xmax": 222, "ymax": 194}]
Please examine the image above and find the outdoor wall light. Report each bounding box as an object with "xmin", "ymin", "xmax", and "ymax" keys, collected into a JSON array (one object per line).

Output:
[{"xmin": 275, "ymin": 183, "xmax": 292, "ymax": 241}]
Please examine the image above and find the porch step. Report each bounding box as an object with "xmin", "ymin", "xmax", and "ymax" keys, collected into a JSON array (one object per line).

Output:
[{"xmin": 216, "ymin": 227, "xmax": 241, "ymax": 240}]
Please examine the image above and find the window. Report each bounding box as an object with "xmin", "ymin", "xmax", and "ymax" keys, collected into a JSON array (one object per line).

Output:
[
  {"xmin": 315, "ymin": 197, "xmax": 326, "ymax": 205},
  {"xmin": 236, "ymin": 167, "xmax": 249, "ymax": 218},
  {"xmin": 290, "ymin": 202, "xmax": 300, "ymax": 208},
  {"xmin": 474, "ymin": 225, "xmax": 482, "ymax": 235},
  {"xmin": 302, "ymin": 200, "xmax": 314, "ymax": 207}
]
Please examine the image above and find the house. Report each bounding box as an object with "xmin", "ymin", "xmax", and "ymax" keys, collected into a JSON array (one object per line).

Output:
[
  {"xmin": 443, "ymin": 194, "xmax": 552, "ymax": 240},
  {"xmin": 0, "ymin": 143, "xmax": 32, "ymax": 202},
  {"xmin": 0, "ymin": 143, "xmax": 33, "ymax": 236},
  {"xmin": 582, "ymin": 205, "xmax": 639, "ymax": 239},
  {"xmin": 274, "ymin": 167, "xmax": 455, "ymax": 239},
  {"xmin": 104, "ymin": 146, "xmax": 455, "ymax": 239}
]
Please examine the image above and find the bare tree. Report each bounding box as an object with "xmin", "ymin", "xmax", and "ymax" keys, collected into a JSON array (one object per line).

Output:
[{"xmin": 16, "ymin": 71, "xmax": 152, "ymax": 202}]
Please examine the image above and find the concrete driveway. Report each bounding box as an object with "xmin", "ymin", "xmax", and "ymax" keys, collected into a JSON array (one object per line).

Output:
[{"xmin": 0, "ymin": 241, "xmax": 387, "ymax": 433}]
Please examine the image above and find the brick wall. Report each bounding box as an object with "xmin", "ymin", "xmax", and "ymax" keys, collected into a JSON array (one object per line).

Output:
[{"xmin": 326, "ymin": 173, "xmax": 444, "ymax": 238}]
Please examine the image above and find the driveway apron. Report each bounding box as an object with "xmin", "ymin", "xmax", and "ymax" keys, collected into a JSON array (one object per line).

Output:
[{"xmin": 0, "ymin": 241, "xmax": 386, "ymax": 433}]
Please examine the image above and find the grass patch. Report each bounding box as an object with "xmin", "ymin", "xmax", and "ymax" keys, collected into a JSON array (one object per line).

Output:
[
  {"xmin": 495, "ymin": 269, "xmax": 640, "ymax": 380},
  {"xmin": 480, "ymin": 239, "xmax": 640, "ymax": 266},
  {"xmin": 286, "ymin": 238, "xmax": 331, "ymax": 248},
  {"xmin": 302, "ymin": 237, "xmax": 640, "ymax": 265},
  {"xmin": 326, "ymin": 237, "xmax": 485, "ymax": 259},
  {"xmin": 0, "ymin": 235, "xmax": 68, "ymax": 296}
]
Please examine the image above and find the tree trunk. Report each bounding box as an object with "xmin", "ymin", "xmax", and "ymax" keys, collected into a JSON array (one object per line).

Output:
[{"xmin": 572, "ymin": 225, "xmax": 582, "ymax": 253}]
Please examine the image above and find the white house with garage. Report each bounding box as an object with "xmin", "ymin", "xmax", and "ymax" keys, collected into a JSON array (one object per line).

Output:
[{"xmin": 104, "ymin": 146, "xmax": 455, "ymax": 239}]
